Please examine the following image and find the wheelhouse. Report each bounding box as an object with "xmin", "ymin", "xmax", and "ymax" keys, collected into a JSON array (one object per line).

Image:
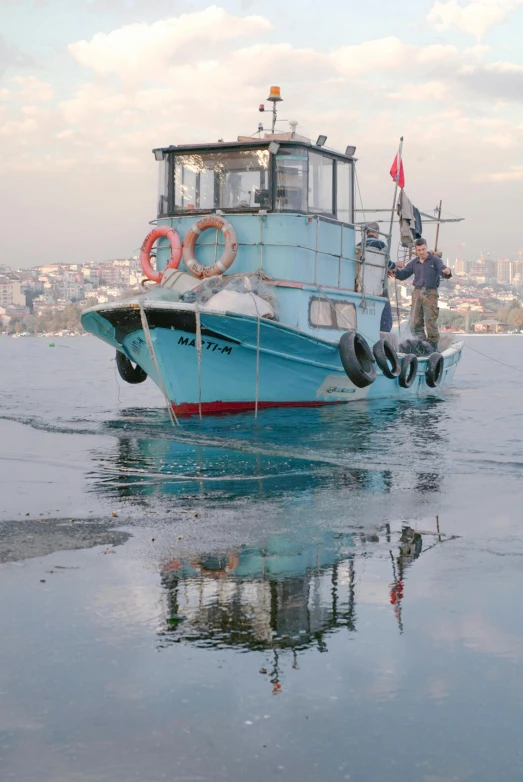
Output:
[{"xmin": 154, "ymin": 140, "xmax": 355, "ymax": 225}]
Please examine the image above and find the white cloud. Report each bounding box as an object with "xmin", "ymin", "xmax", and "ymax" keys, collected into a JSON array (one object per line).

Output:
[
  {"xmin": 427, "ymin": 0, "xmax": 523, "ymax": 39},
  {"xmin": 331, "ymin": 36, "xmax": 466, "ymax": 84},
  {"xmin": 0, "ymin": 116, "xmax": 39, "ymax": 138},
  {"xmin": 10, "ymin": 75, "xmax": 53, "ymax": 102},
  {"xmin": 484, "ymin": 60, "xmax": 523, "ymax": 74},
  {"xmin": 331, "ymin": 37, "xmax": 412, "ymax": 75},
  {"xmin": 387, "ymin": 80, "xmax": 452, "ymax": 102},
  {"xmin": 331, "ymin": 37, "xmax": 460, "ymax": 76},
  {"xmin": 68, "ymin": 5, "xmax": 272, "ymax": 82}
]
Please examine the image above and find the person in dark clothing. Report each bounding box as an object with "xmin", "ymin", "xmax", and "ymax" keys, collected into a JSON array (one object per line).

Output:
[
  {"xmin": 389, "ymin": 238, "xmax": 451, "ymax": 351},
  {"xmin": 357, "ymin": 222, "xmax": 400, "ymax": 333},
  {"xmin": 363, "ymin": 222, "xmax": 387, "ymax": 252}
]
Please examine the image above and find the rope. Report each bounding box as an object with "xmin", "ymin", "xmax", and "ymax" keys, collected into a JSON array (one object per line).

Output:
[
  {"xmin": 358, "ymin": 228, "xmax": 367, "ymax": 311},
  {"xmin": 113, "ymin": 358, "xmax": 122, "ymax": 405},
  {"xmin": 195, "ymin": 305, "xmax": 203, "ymax": 420},
  {"xmin": 258, "ymin": 213, "xmax": 264, "ymax": 272},
  {"xmin": 394, "ymin": 280, "xmax": 402, "ymax": 336},
  {"xmin": 255, "ymin": 314, "xmax": 261, "ymax": 418},
  {"xmin": 464, "ymin": 341, "xmax": 523, "ymax": 374},
  {"xmin": 139, "ymin": 302, "xmax": 179, "ymax": 427},
  {"xmin": 248, "ymin": 293, "xmax": 262, "ymax": 419}
]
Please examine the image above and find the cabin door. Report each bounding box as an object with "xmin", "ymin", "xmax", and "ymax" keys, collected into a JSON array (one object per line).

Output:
[{"xmin": 358, "ymin": 248, "xmax": 387, "ymax": 296}]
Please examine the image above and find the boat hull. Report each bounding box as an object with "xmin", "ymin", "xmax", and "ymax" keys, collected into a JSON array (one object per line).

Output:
[{"xmin": 82, "ymin": 302, "xmax": 463, "ymax": 416}]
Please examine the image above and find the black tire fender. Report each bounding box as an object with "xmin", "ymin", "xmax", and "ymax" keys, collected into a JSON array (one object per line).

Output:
[
  {"xmin": 115, "ymin": 350, "xmax": 147, "ymax": 384},
  {"xmin": 373, "ymin": 338, "xmax": 401, "ymax": 379},
  {"xmin": 339, "ymin": 331, "xmax": 377, "ymax": 388},
  {"xmin": 426, "ymin": 352, "xmax": 444, "ymax": 388},
  {"xmin": 399, "ymin": 354, "xmax": 418, "ymax": 388}
]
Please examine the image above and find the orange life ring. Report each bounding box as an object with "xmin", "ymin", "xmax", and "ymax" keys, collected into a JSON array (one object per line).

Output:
[
  {"xmin": 183, "ymin": 215, "xmax": 238, "ymax": 279},
  {"xmin": 140, "ymin": 225, "xmax": 182, "ymax": 283}
]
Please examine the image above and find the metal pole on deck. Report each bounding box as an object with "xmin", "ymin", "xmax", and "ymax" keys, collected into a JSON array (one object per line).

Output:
[
  {"xmin": 434, "ymin": 200, "xmax": 442, "ymax": 253},
  {"xmin": 386, "ymin": 137, "xmax": 403, "ymax": 257}
]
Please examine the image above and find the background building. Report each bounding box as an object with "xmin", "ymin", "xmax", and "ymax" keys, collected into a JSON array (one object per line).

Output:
[
  {"xmin": 0, "ymin": 277, "xmax": 25, "ymax": 307},
  {"xmin": 496, "ymin": 258, "xmax": 513, "ymax": 284}
]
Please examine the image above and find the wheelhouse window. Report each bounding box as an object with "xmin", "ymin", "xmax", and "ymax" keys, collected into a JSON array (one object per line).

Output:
[
  {"xmin": 157, "ymin": 157, "xmax": 169, "ymax": 217},
  {"xmin": 275, "ymin": 147, "xmax": 350, "ymax": 218},
  {"xmin": 173, "ymin": 149, "xmax": 270, "ymax": 213},
  {"xmin": 275, "ymin": 148, "xmax": 308, "ymax": 212},
  {"xmin": 336, "ymin": 160, "xmax": 353, "ymax": 224},
  {"xmin": 309, "ymin": 152, "xmax": 334, "ymax": 215},
  {"xmin": 309, "ymin": 297, "xmax": 357, "ymax": 330}
]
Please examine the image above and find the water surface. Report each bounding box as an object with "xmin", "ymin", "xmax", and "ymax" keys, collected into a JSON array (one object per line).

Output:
[{"xmin": 1, "ymin": 335, "xmax": 523, "ymax": 781}]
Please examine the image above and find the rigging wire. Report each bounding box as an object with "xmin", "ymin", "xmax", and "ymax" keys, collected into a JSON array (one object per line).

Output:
[
  {"xmin": 464, "ymin": 341, "xmax": 523, "ymax": 374},
  {"xmin": 354, "ymin": 168, "xmax": 366, "ymax": 223}
]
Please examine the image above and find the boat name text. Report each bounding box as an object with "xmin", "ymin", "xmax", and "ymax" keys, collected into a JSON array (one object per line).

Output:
[{"xmin": 178, "ymin": 336, "xmax": 233, "ymax": 355}]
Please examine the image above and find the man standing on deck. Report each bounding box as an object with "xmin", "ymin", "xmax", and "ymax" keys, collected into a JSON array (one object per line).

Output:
[{"xmin": 389, "ymin": 238, "xmax": 452, "ymax": 352}]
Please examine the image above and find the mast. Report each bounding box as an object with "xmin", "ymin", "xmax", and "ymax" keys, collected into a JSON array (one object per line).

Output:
[
  {"xmin": 387, "ymin": 138, "xmax": 404, "ymax": 333},
  {"xmin": 386, "ymin": 136, "xmax": 403, "ymax": 257}
]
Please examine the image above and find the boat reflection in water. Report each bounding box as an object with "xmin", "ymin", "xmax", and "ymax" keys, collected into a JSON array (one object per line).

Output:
[
  {"xmin": 90, "ymin": 402, "xmax": 457, "ymax": 684},
  {"xmin": 157, "ymin": 521, "xmax": 456, "ymax": 689}
]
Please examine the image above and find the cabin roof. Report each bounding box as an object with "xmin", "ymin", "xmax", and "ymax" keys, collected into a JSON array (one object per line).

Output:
[{"xmin": 152, "ymin": 138, "xmax": 356, "ymax": 163}]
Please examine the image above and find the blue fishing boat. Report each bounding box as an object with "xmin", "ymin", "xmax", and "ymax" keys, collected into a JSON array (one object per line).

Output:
[{"xmin": 82, "ymin": 87, "xmax": 463, "ymax": 416}]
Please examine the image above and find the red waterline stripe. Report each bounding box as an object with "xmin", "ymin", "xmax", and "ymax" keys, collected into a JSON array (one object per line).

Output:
[{"xmin": 172, "ymin": 399, "xmax": 345, "ymax": 417}]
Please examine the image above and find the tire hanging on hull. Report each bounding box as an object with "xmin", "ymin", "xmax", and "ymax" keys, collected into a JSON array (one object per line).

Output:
[
  {"xmin": 339, "ymin": 332, "xmax": 377, "ymax": 388},
  {"xmin": 398, "ymin": 354, "xmax": 418, "ymax": 388},
  {"xmin": 372, "ymin": 338, "xmax": 401, "ymax": 379},
  {"xmin": 425, "ymin": 352, "xmax": 444, "ymax": 388},
  {"xmin": 115, "ymin": 351, "xmax": 147, "ymax": 384}
]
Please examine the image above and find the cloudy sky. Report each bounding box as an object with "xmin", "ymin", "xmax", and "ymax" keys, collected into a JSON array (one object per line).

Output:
[{"xmin": 2, "ymin": 0, "xmax": 523, "ymax": 267}]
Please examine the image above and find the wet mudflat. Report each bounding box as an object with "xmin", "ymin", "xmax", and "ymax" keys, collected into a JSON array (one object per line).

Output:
[{"xmin": 1, "ymin": 335, "xmax": 523, "ymax": 781}]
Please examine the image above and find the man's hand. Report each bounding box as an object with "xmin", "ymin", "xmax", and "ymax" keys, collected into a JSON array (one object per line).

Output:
[
  {"xmin": 388, "ymin": 270, "xmax": 396, "ymax": 278},
  {"xmin": 442, "ymin": 267, "xmax": 451, "ymax": 277}
]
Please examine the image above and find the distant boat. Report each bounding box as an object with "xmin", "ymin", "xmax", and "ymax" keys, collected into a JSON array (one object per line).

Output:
[{"xmin": 82, "ymin": 86, "xmax": 463, "ymax": 416}]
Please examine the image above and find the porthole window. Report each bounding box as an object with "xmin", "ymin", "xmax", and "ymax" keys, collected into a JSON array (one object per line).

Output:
[
  {"xmin": 334, "ymin": 301, "xmax": 357, "ymax": 330},
  {"xmin": 310, "ymin": 299, "xmax": 333, "ymax": 327},
  {"xmin": 309, "ymin": 297, "xmax": 357, "ymax": 330}
]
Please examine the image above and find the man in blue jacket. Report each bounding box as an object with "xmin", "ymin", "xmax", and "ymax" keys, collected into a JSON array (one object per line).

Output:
[{"xmin": 390, "ymin": 238, "xmax": 452, "ymax": 352}]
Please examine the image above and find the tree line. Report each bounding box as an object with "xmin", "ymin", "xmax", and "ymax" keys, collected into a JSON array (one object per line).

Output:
[
  {"xmin": 439, "ymin": 298, "xmax": 523, "ymax": 330},
  {"xmin": 1, "ymin": 304, "xmax": 83, "ymax": 334}
]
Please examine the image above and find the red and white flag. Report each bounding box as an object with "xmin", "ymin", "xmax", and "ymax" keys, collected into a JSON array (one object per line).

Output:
[{"xmin": 390, "ymin": 154, "xmax": 405, "ymax": 188}]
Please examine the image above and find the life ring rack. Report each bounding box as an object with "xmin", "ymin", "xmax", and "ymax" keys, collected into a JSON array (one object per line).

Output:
[
  {"xmin": 183, "ymin": 215, "xmax": 238, "ymax": 279},
  {"xmin": 140, "ymin": 225, "xmax": 182, "ymax": 283}
]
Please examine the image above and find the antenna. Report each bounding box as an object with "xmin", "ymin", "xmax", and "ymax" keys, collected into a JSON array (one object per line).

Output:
[
  {"xmin": 267, "ymin": 86, "xmax": 282, "ymax": 132},
  {"xmin": 256, "ymin": 86, "xmax": 285, "ymax": 133}
]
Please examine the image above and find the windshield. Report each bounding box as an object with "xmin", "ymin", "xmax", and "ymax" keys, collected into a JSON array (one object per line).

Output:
[{"xmin": 173, "ymin": 149, "xmax": 271, "ymax": 213}]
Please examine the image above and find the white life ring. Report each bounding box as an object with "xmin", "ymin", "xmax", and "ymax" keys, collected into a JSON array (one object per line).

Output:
[{"xmin": 183, "ymin": 215, "xmax": 238, "ymax": 279}]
